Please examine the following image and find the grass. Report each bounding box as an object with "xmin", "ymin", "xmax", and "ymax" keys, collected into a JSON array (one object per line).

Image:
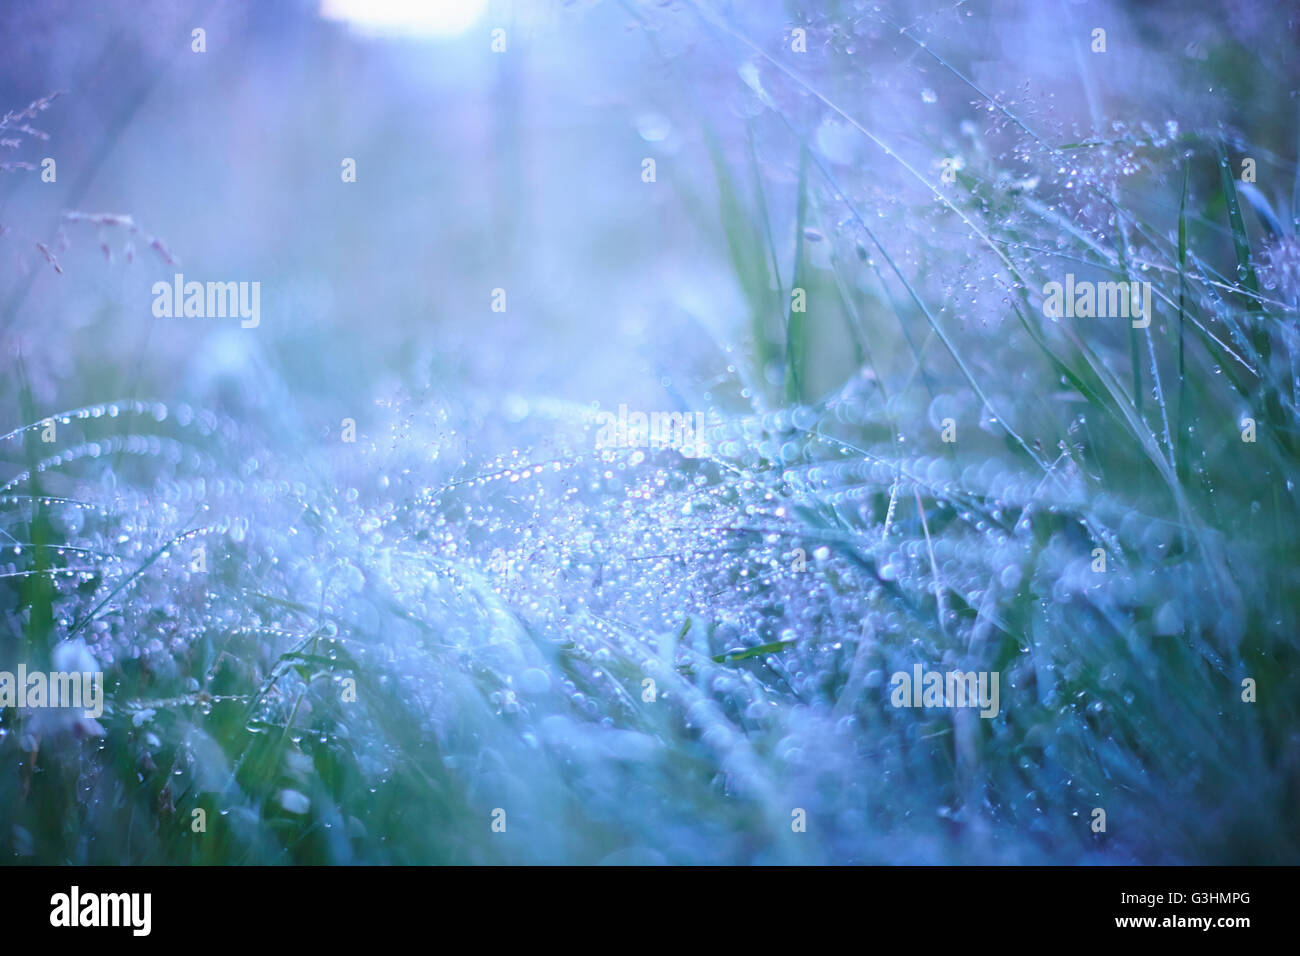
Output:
[{"xmin": 1, "ymin": 0, "xmax": 1298, "ymax": 865}]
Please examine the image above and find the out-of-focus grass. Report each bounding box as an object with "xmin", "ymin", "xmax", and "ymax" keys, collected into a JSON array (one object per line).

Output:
[{"xmin": 1, "ymin": 0, "xmax": 1298, "ymax": 865}]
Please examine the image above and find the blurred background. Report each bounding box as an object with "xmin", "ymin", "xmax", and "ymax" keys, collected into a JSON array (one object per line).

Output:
[
  {"xmin": 1, "ymin": 0, "xmax": 1298, "ymax": 864},
  {"xmin": 3, "ymin": 0, "xmax": 1295, "ymax": 426}
]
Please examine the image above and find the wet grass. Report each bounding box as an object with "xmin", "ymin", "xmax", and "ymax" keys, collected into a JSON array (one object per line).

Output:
[{"xmin": 2, "ymin": 1, "xmax": 1298, "ymax": 865}]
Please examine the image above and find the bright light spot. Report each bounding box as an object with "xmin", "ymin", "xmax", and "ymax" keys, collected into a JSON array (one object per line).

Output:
[{"xmin": 320, "ymin": 0, "xmax": 487, "ymax": 38}]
